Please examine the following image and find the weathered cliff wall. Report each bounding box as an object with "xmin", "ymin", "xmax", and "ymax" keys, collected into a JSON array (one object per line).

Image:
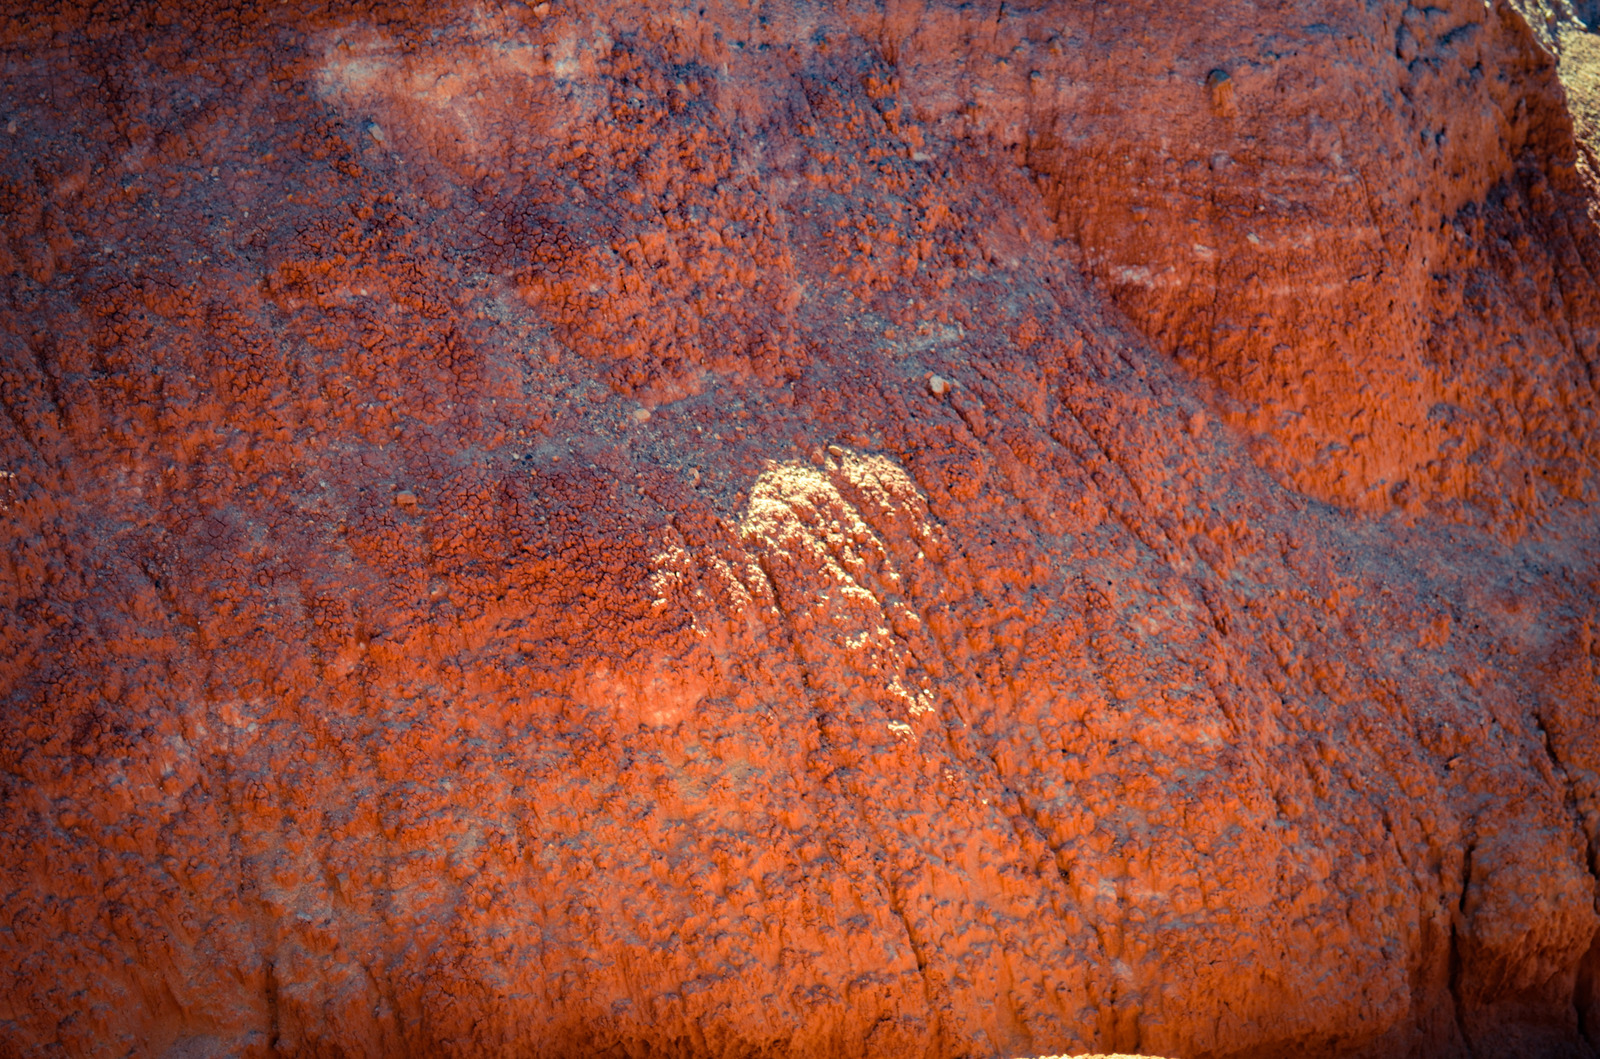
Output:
[{"xmin": 1, "ymin": 0, "xmax": 1598, "ymax": 1056}]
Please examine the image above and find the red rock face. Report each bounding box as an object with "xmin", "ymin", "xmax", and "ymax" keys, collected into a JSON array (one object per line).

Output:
[
  {"xmin": 1, "ymin": 1, "xmax": 1598, "ymax": 1057},
  {"xmin": 1014, "ymin": 0, "xmax": 1600, "ymax": 519}
]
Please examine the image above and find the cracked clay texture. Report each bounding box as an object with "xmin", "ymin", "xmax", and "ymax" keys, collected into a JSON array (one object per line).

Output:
[{"xmin": 2, "ymin": 0, "xmax": 1600, "ymax": 1056}]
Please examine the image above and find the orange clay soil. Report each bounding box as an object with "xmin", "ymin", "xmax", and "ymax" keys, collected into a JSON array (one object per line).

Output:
[{"xmin": 2, "ymin": 0, "xmax": 1600, "ymax": 1056}]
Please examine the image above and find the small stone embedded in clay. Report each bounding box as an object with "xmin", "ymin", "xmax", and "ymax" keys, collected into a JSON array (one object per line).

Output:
[
  {"xmin": 928, "ymin": 373, "xmax": 952, "ymax": 395},
  {"xmin": 1206, "ymin": 68, "xmax": 1237, "ymax": 117}
]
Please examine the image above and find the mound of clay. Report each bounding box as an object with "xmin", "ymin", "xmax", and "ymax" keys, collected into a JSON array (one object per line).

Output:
[{"xmin": 1, "ymin": 0, "xmax": 1598, "ymax": 1056}]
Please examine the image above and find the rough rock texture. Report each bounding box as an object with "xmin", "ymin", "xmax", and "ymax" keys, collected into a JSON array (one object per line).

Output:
[
  {"xmin": 2, "ymin": 0, "xmax": 1599, "ymax": 1057},
  {"xmin": 1018, "ymin": 0, "xmax": 1600, "ymax": 519}
]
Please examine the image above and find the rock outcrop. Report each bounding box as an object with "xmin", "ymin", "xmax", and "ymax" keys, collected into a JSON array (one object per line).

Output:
[{"xmin": 1, "ymin": 0, "xmax": 1598, "ymax": 1056}]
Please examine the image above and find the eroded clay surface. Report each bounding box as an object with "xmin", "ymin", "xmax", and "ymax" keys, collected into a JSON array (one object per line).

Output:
[{"xmin": 1, "ymin": 0, "xmax": 1598, "ymax": 1057}]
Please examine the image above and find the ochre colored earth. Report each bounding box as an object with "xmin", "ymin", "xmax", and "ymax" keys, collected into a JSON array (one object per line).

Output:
[{"xmin": 2, "ymin": 0, "xmax": 1600, "ymax": 1056}]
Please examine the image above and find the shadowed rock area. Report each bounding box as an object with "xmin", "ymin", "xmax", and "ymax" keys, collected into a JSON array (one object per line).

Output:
[{"xmin": 1, "ymin": 0, "xmax": 1599, "ymax": 1056}]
